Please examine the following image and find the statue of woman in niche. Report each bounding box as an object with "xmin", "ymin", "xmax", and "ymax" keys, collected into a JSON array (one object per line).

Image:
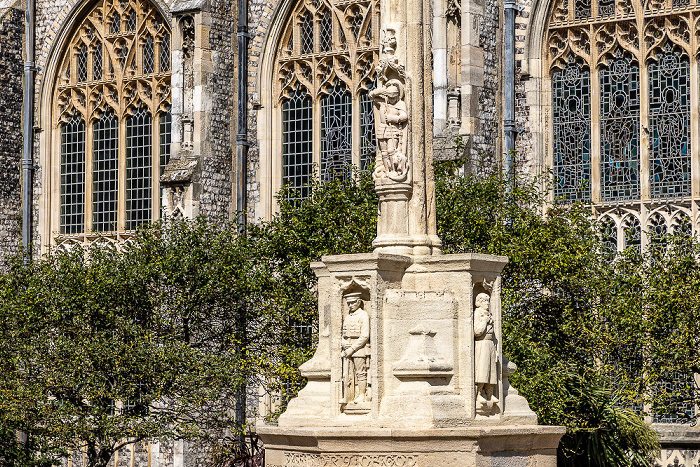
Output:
[{"xmin": 474, "ymin": 292, "xmax": 498, "ymax": 413}]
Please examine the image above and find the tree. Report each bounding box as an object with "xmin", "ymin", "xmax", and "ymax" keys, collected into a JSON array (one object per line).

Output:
[{"xmin": 0, "ymin": 219, "xmax": 273, "ymax": 467}]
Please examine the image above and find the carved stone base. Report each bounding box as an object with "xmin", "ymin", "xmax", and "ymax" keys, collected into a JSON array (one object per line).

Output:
[{"xmin": 258, "ymin": 426, "xmax": 565, "ymax": 467}]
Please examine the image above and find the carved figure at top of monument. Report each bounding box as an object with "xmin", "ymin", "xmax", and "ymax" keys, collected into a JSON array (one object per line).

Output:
[
  {"xmin": 370, "ymin": 79, "xmax": 409, "ymax": 183},
  {"xmin": 341, "ymin": 291, "xmax": 371, "ymax": 408},
  {"xmin": 474, "ymin": 292, "xmax": 498, "ymax": 415}
]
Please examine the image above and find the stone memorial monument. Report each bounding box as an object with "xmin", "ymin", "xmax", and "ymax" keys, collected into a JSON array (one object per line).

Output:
[{"xmin": 257, "ymin": 0, "xmax": 565, "ymax": 463}]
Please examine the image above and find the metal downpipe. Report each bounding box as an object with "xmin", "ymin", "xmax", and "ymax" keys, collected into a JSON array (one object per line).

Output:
[
  {"xmin": 504, "ymin": 0, "xmax": 517, "ymax": 195},
  {"xmin": 236, "ymin": 0, "xmax": 249, "ymax": 233},
  {"xmin": 22, "ymin": 0, "xmax": 36, "ymax": 261}
]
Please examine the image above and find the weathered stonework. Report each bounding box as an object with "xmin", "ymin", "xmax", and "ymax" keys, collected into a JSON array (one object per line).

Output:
[{"xmin": 0, "ymin": 6, "xmax": 23, "ymax": 269}]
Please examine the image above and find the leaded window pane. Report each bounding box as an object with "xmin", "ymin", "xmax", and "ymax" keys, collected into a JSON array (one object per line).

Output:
[
  {"xmin": 320, "ymin": 9, "xmax": 332, "ymax": 52},
  {"xmin": 93, "ymin": 44, "xmax": 103, "ymax": 81},
  {"xmin": 321, "ymin": 82, "xmax": 352, "ymax": 180},
  {"xmin": 623, "ymin": 215, "xmax": 641, "ymax": 253},
  {"xmin": 77, "ymin": 44, "xmax": 88, "ymax": 83},
  {"xmin": 652, "ymin": 371, "xmax": 696, "ymax": 424},
  {"xmin": 126, "ymin": 9, "xmax": 137, "ymax": 32},
  {"xmin": 600, "ymin": 54, "xmax": 640, "ymax": 201},
  {"xmin": 301, "ymin": 12, "xmax": 314, "ymax": 54},
  {"xmin": 672, "ymin": 213, "xmax": 692, "ymax": 236},
  {"xmin": 360, "ymin": 83, "xmax": 377, "ymax": 171},
  {"xmin": 160, "ymin": 33, "xmax": 170, "ymax": 72},
  {"xmin": 575, "ymin": 0, "xmax": 591, "ymax": 18},
  {"xmin": 143, "ymin": 34, "xmax": 155, "ymax": 74},
  {"xmin": 93, "ymin": 110, "xmax": 119, "ymax": 232},
  {"xmin": 649, "ymin": 49, "xmax": 691, "ymax": 198},
  {"xmin": 126, "ymin": 106, "xmax": 153, "ymax": 230},
  {"xmin": 160, "ymin": 108, "xmax": 172, "ymax": 175},
  {"xmin": 598, "ymin": 0, "xmax": 615, "ymax": 16},
  {"xmin": 552, "ymin": 60, "xmax": 591, "ymax": 202},
  {"xmin": 60, "ymin": 114, "xmax": 86, "ymax": 234},
  {"xmin": 110, "ymin": 13, "xmax": 121, "ymax": 34},
  {"xmin": 283, "ymin": 87, "xmax": 313, "ymax": 202},
  {"xmin": 599, "ymin": 217, "xmax": 617, "ymax": 259}
]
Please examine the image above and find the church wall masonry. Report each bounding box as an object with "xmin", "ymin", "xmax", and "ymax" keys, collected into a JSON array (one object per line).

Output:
[{"xmin": 0, "ymin": 7, "xmax": 23, "ymax": 269}]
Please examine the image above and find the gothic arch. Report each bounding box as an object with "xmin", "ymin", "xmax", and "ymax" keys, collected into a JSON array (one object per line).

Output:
[
  {"xmin": 256, "ymin": 0, "xmax": 379, "ymax": 219},
  {"xmin": 38, "ymin": 0, "xmax": 173, "ymax": 249}
]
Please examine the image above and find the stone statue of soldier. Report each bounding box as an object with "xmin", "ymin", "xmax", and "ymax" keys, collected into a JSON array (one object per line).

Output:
[
  {"xmin": 369, "ymin": 79, "xmax": 408, "ymax": 180},
  {"xmin": 474, "ymin": 292, "xmax": 498, "ymax": 413},
  {"xmin": 341, "ymin": 291, "xmax": 370, "ymax": 404}
]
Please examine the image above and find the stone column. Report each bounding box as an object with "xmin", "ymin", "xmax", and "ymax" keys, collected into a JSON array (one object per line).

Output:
[{"xmin": 371, "ymin": 0, "xmax": 441, "ymax": 256}]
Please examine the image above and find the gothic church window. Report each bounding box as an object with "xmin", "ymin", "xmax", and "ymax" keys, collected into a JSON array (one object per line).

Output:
[
  {"xmin": 54, "ymin": 0, "xmax": 171, "ymax": 237},
  {"xmin": 276, "ymin": 0, "xmax": 379, "ymax": 201},
  {"xmin": 546, "ymin": 0, "xmax": 698, "ymax": 251}
]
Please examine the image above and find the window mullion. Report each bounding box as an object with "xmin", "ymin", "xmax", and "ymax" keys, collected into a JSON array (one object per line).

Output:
[
  {"xmin": 152, "ymin": 108, "xmax": 161, "ymax": 221},
  {"xmin": 85, "ymin": 116, "xmax": 95, "ymax": 233},
  {"xmin": 352, "ymin": 94, "xmax": 361, "ymax": 169},
  {"xmin": 690, "ymin": 51, "xmax": 699, "ymax": 199},
  {"xmin": 118, "ymin": 116, "xmax": 127, "ymax": 232},
  {"xmin": 591, "ymin": 30, "xmax": 601, "ymax": 204},
  {"xmin": 314, "ymin": 89, "xmax": 322, "ymax": 180},
  {"xmin": 639, "ymin": 55, "xmax": 650, "ymax": 202}
]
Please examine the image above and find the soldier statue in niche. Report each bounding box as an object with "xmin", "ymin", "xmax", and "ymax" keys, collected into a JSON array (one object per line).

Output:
[
  {"xmin": 341, "ymin": 291, "xmax": 370, "ymax": 406},
  {"xmin": 474, "ymin": 292, "xmax": 498, "ymax": 414},
  {"xmin": 370, "ymin": 79, "xmax": 408, "ymax": 181}
]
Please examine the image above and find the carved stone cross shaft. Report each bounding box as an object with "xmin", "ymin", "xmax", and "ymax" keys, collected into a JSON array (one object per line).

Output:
[{"xmin": 372, "ymin": 0, "xmax": 441, "ymax": 256}]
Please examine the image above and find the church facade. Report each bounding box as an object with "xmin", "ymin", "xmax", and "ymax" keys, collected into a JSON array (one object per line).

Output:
[{"xmin": 0, "ymin": 0, "xmax": 698, "ymax": 464}]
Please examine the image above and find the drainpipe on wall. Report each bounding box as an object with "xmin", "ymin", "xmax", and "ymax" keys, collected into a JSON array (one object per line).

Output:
[
  {"xmin": 236, "ymin": 0, "xmax": 249, "ymax": 233},
  {"xmin": 22, "ymin": 0, "xmax": 36, "ymax": 262},
  {"xmin": 504, "ymin": 0, "xmax": 517, "ymax": 195},
  {"xmin": 235, "ymin": 0, "xmax": 249, "ymax": 443}
]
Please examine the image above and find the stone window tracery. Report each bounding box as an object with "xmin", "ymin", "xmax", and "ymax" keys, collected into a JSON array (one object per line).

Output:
[
  {"xmin": 276, "ymin": 0, "xmax": 379, "ymax": 200},
  {"xmin": 546, "ymin": 0, "xmax": 700, "ymax": 254},
  {"xmin": 54, "ymin": 0, "xmax": 171, "ymax": 237}
]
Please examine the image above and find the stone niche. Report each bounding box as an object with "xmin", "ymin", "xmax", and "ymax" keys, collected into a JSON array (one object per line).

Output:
[{"xmin": 258, "ymin": 252, "xmax": 564, "ymax": 466}]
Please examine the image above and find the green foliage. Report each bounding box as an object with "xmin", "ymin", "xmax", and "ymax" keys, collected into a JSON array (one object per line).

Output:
[{"xmin": 5, "ymin": 160, "xmax": 700, "ymax": 466}]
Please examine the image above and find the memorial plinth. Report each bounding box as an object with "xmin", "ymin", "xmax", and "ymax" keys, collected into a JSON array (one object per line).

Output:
[
  {"xmin": 257, "ymin": 0, "xmax": 565, "ymax": 462},
  {"xmin": 257, "ymin": 253, "xmax": 564, "ymax": 466}
]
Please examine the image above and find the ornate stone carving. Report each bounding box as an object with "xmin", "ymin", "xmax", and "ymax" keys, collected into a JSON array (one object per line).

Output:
[
  {"xmin": 369, "ymin": 79, "xmax": 408, "ymax": 182},
  {"xmin": 341, "ymin": 288, "xmax": 371, "ymax": 412},
  {"xmin": 474, "ymin": 292, "xmax": 498, "ymax": 415}
]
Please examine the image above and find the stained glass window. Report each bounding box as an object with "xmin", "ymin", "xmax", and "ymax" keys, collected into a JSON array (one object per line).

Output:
[
  {"xmin": 360, "ymin": 83, "xmax": 377, "ymax": 171},
  {"xmin": 60, "ymin": 114, "xmax": 86, "ymax": 235},
  {"xmin": 92, "ymin": 110, "xmax": 119, "ymax": 232},
  {"xmin": 600, "ymin": 53, "xmax": 639, "ymax": 202},
  {"xmin": 672, "ymin": 213, "xmax": 692, "ymax": 236},
  {"xmin": 649, "ymin": 48, "xmax": 691, "ymax": 198},
  {"xmin": 575, "ymin": 0, "xmax": 591, "ymax": 18},
  {"xmin": 652, "ymin": 371, "xmax": 696, "ymax": 424},
  {"xmin": 275, "ymin": 0, "xmax": 379, "ymax": 202},
  {"xmin": 282, "ymin": 86, "xmax": 313, "ymax": 202},
  {"xmin": 623, "ymin": 215, "xmax": 641, "ymax": 253},
  {"xmin": 598, "ymin": 0, "xmax": 615, "ymax": 15},
  {"xmin": 552, "ymin": 59, "xmax": 591, "ymax": 202},
  {"xmin": 321, "ymin": 82, "xmax": 352, "ymax": 180},
  {"xmin": 126, "ymin": 106, "xmax": 153, "ymax": 230},
  {"xmin": 599, "ymin": 216, "xmax": 617, "ymax": 259}
]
